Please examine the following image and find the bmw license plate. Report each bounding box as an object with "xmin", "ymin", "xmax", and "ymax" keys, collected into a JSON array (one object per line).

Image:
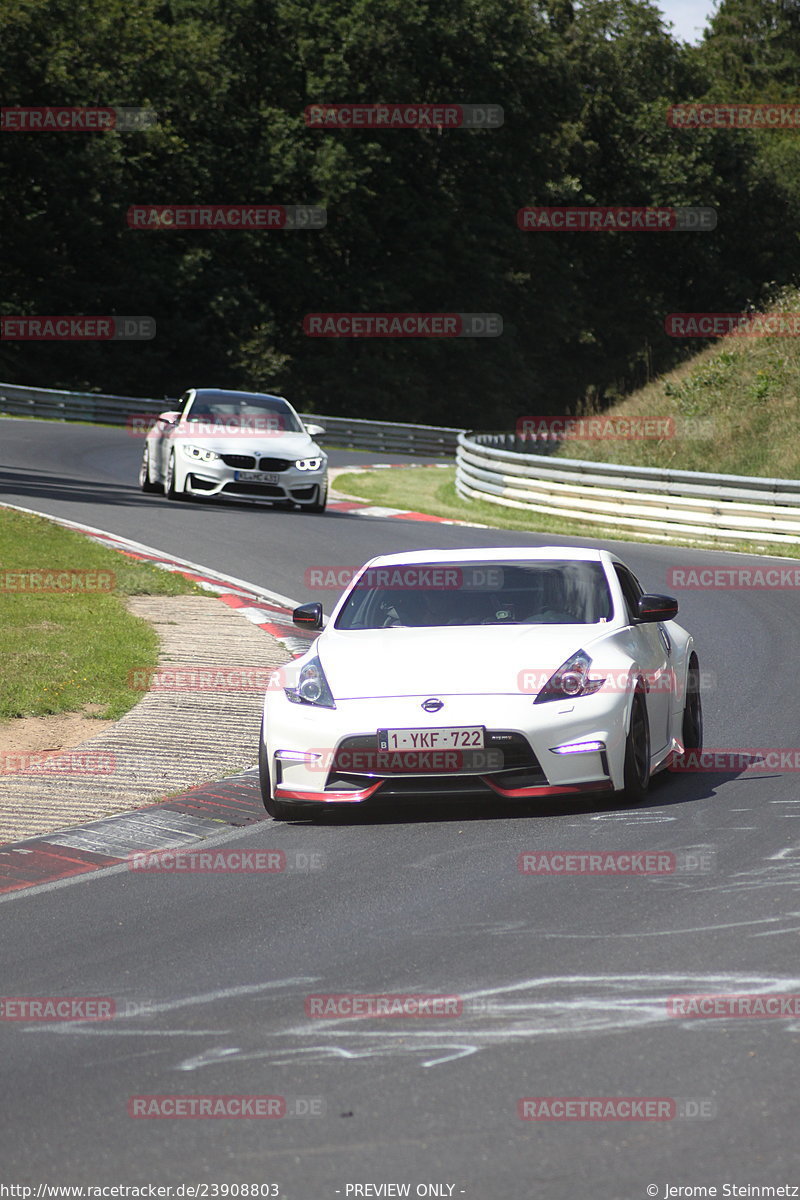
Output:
[
  {"xmin": 234, "ymin": 470, "xmax": 279, "ymax": 484},
  {"xmin": 378, "ymin": 726, "xmax": 485, "ymax": 751}
]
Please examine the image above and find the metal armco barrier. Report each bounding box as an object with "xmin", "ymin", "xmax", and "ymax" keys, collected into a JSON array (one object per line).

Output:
[
  {"xmin": 0, "ymin": 381, "xmax": 464, "ymax": 457},
  {"xmin": 456, "ymin": 432, "xmax": 800, "ymax": 545},
  {"xmin": 4, "ymin": 381, "xmax": 799, "ymax": 543}
]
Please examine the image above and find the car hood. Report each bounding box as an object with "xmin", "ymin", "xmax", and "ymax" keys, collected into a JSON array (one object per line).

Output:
[
  {"xmin": 174, "ymin": 430, "xmax": 323, "ymax": 457},
  {"xmin": 317, "ymin": 625, "xmax": 615, "ymax": 699}
]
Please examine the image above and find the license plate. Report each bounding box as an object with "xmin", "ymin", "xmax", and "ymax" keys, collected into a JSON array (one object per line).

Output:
[
  {"xmin": 234, "ymin": 470, "xmax": 279, "ymax": 484},
  {"xmin": 378, "ymin": 726, "xmax": 485, "ymax": 751}
]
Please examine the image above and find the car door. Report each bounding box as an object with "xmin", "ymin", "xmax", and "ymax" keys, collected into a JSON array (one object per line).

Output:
[{"xmin": 613, "ymin": 563, "xmax": 672, "ymax": 754}]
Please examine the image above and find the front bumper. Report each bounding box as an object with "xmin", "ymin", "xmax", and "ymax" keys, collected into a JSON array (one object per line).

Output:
[
  {"xmin": 182, "ymin": 460, "xmax": 327, "ymax": 504},
  {"xmin": 263, "ymin": 691, "xmax": 630, "ymax": 805}
]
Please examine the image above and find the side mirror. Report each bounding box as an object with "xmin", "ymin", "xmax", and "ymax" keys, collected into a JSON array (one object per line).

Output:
[
  {"xmin": 636, "ymin": 593, "xmax": 678, "ymax": 623},
  {"xmin": 304, "ymin": 423, "xmax": 326, "ymax": 437},
  {"xmin": 158, "ymin": 411, "xmax": 181, "ymax": 425},
  {"xmin": 293, "ymin": 602, "xmax": 323, "ymax": 630}
]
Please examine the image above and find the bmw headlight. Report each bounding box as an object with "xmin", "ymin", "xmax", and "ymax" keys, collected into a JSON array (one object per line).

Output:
[
  {"xmin": 534, "ymin": 650, "xmax": 606, "ymax": 704},
  {"xmin": 295, "ymin": 457, "xmax": 324, "ymax": 471},
  {"xmin": 285, "ymin": 655, "xmax": 336, "ymax": 708},
  {"xmin": 181, "ymin": 444, "xmax": 220, "ymax": 463}
]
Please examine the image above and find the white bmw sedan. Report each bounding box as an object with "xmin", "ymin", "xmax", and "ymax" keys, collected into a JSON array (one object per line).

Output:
[
  {"xmin": 259, "ymin": 547, "xmax": 702, "ymax": 820},
  {"xmin": 139, "ymin": 388, "xmax": 328, "ymax": 510}
]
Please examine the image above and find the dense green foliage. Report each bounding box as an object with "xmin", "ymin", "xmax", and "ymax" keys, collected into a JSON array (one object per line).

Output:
[{"xmin": 2, "ymin": 0, "xmax": 799, "ymax": 427}]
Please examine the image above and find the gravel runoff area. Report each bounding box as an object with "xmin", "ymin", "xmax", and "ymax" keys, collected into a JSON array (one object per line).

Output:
[{"xmin": 0, "ymin": 595, "xmax": 291, "ymax": 845}]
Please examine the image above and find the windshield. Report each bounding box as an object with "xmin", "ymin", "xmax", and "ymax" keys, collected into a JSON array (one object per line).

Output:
[
  {"xmin": 334, "ymin": 561, "xmax": 612, "ymax": 629},
  {"xmin": 183, "ymin": 393, "xmax": 304, "ymax": 433}
]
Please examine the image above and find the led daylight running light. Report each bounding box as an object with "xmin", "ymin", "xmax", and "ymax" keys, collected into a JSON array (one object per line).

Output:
[
  {"xmin": 550, "ymin": 740, "xmax": 606, "ymax": 755},
  {"xmin": 182, "ymin": 444, "xmax": 219, "ymax": 462},
  {"xmin": 296, "ymin": 457, "xmax": 323, "ymax": 471}
]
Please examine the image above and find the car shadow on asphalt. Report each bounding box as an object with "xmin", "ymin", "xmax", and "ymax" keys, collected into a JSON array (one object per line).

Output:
[{"xmin": 294, "ymin": 766, "xmax": 754, "ymax": 827}]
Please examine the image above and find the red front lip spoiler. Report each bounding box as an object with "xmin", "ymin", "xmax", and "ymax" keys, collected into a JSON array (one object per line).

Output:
[
  {"xmin": 274, "ymin": 777, "xmax": 612, "ymax": 804},
  {"xmin": 274, "ymin": 781, "xmax": 384, "ymax": 804},
  {"xmin": 483, "ymin": 778, "xmax": 611, "ymax": 799}
]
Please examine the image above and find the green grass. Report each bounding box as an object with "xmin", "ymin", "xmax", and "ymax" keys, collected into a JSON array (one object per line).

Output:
[
  {"xmin": 0, "ymin": 507, "xmax": 202, "ymax": 720},
  {"xmin": 334, "ymin": 466, "xmax": 800, "ymax": 559}
]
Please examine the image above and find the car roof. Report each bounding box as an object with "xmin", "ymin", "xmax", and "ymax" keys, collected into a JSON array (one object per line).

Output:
[{"xmin": 362, "ymin": 546, "xmax": 610, "ymax": 568}]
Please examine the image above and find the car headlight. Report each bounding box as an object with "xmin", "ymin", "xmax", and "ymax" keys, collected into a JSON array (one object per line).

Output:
[
  {"xmin": 295, "ymin": 457, "xmax": 324, "ymax": 471},
  {"xmin": 181, "ymin": 444, "xmax": 220, "ymax": 463},
  {"xmin": 285, "ymin": 655, "xmax": 336, "ymax": 708},
  {"xmin": 533, "ymin": 649, "xmax": 606, "ymax": 704}
]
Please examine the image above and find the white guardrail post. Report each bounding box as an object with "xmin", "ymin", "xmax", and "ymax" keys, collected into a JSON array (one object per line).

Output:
[{"xmin": 455, "ymin": 431, "xmax": 800, "ymax": 545}]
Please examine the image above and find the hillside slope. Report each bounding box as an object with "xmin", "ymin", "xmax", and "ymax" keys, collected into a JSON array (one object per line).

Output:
[{"xmin": 552, "ymin": 288, "xmax": 800, "ymax": 480}]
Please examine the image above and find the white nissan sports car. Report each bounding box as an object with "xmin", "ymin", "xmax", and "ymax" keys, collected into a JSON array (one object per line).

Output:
[
  {"xmin": 259, "ymin": 547, "xmax": 702, "ymax": 820},
  {"xmin": 139, "ymin": 388, "xmax": 328, "ymax": 510}
]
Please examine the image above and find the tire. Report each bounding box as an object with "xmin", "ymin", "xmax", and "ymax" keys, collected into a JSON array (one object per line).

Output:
[
  {"xmin": 681, "ymin": 654, "xmax": 703, "ymax": 753},
  {"xmin": 620, "ymin": 685, "xmax": 651, "ymax": 802},
  {"xmin": 258, "ymin": 716, "xmax": 319, "ymax": 821},
  {"xmin": 165, "ymin": 450, "xmax": 182, "ymax": 500},
  {"xmin": 139, "ymin": 446, "xmax": 162, "ymax": 493}
]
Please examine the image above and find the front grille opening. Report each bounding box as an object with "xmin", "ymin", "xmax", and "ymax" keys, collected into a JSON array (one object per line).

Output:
[
  {"xmin": 220, "ymin": 454, "xmax": 256, "ymax": 469},
  {"xmin": 326, "ymin": 730, "xmax": 542, "ymax": 790},
  {"xmin": 258, "ymin": 457, "xmax": 291, "ymax": 471}
]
